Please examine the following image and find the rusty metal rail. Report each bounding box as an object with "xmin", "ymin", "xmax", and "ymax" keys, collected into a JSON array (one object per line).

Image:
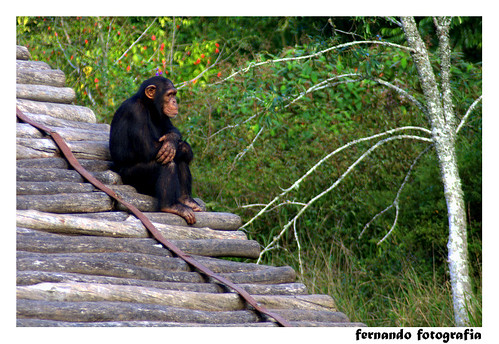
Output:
[{"xmin": 16, "ymin": 107, "xmax": 292, "ymax": 327}]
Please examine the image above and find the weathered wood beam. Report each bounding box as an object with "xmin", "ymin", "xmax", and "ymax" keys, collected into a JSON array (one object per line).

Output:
[
  {"xmin": 17, "ymin": 254, "xmax": 207, "ymax": 283},
  {"xmin": 16, "ymin": 271, "xmax": 307, "ymax": 295},
  {"xmin": 16, "ymin": 179, "xmax": 211, "ymax": 217},
  {"xmin": 16, "ymin": 99, "xmax": 96, "ymax": 123},
  {"xmin": 16, "ymin": 157, "xmax": 112, "ymax": 172},
  {"xmin": 16, "ymin": 184, "xmax": 157, "ymax": 213},
  {"xmin": 137, "ymin": 212, "xmax": 242, "ymax": 231},
  {"xmin": 16, "ymin": 299, "xmax": 261, "ymax": 324},
  {"xmin": 16, "ymin": 210, "xmax": 247, "ymax": 240},
  {"xmin": 16, "ymin": 182, "xmax": 135, "ymax": 195},
  {"xmin": 17, "ymin": 299, "xmax": 350, "ymax": 325},
  {"xmin": 17, "ymin": 271, "xmax": 221, "ymax": 292},
  {"xmin": 17, "ymin": 192, "xmax": 114, "ymax": 213},
  {"xmin": 17, "ymin": 112, "xmax": 109, "ymax": 132},
  {"xmin": 16, "ymin": 250, "xmax": 265, "ymax": 274},
  {"xmin": 17, "ymin": 227, "xmax": 259, "ymax": 258},
  {"xmin": 16, "ymin": 68, "xmax": 66, "ymax": 87},
  {"xmin": 17, "ymin": 282, "xmax": 335, "ymax": 312},
  {"xmin": 16, "ymin": 60, "xmax": 50, "ymax": 70},
  {"xmin": 16, "ymin": 137, "xmax": 109, "ymax": 160},
  {"xmin": 16, "ymin": 46, "xmax": 31, "ymax": 60},
  {"xmin": 17, "ymin": 123, "xmax": 109, "ymax": 141},
  {"xmin": 17, "ymin": 319, "xmax": 366, "ymax": 327},
  {"xmin": 17, "ymin": 84, "xmax": 76, "ymax": 104},
  {"xmin": 16, "ymin": 168, "xmax": 121, "ymax": 184},
  {"xmin": 71, "ymin": 210, "xmax": 241, "ymax": 231},
  {"xmin": 17, "ymin": 254, "xmax": 293, "ymax": 284}
]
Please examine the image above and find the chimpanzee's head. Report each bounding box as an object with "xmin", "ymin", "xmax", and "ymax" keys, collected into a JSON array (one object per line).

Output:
[{"xmin": 140, "ymin": 76, "xmax": 178, "ymax": 118}]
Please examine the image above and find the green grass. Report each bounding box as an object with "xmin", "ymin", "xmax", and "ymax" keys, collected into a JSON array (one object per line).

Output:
[{"xmin": 267, "ymin": 240, "xmax": 482, "ymax": 327}]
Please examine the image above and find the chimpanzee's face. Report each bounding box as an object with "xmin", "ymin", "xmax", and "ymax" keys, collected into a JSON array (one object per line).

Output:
[{"xmin": 161, "ymin": 88, "xmax": 178, "ymax": 118}]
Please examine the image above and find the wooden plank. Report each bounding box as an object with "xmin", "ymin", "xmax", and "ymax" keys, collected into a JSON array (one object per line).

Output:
[
  {"xmin": 16, "ymin": 137, "xmax": 110, "ymax": 160},
  {"xmin": 16, "ymin": 157, "xmax": 112, "ymax": 172},
  {"xmin": 141, "ymin": 212, "xmax": 242, "ymax": 231},
  {"xmin": 219, "ymin": 266, "xmax": 296, "ymax": 285},
  {"xmin": 68, "ymin": 210, "xmax": 241, "ymax": 231},
  {"xmin": 16, "ymin": 319, "xmax": 365, "ymax": 327},
  {"xmin": 16, "ymin": 60, "xmax": 51, "ymax": 70},
  {"xmin": 17, "ymin": 282, "xmax": 335, "ymax": 312},
  {"xmin": 16, "ymin": 227, "xmax": 169, "ymax": 255},
  {"xmin": 16, "ymin": 210, "xmax": 247, "ymax": 240},
  {"xmin": 17, "ymin": 270, "xmax": 308, "ymax": 295},
  {"xmin": 16, "ymin": 46, "xmax": 31, "ymax": 60},
  {"xmin": 16, "ymin": 99, "xmax": 96, "ymax": 123},
  {"xmin": 16, "ymin": 68, "xmax": 66, "ymax": 87},
  {"xmin": 17, "ymin": 192, "xmax": 114, "ymax": 213},
  {"xmin": 16, "ymin": 168, "xmax": 121, "ymax": 184},
  {"xmin": 17, "ymin": 254, "xmax": 293, "ymax": 284},
  {"xmin": 17, "ymin": 112, "xmax": 110, "ymax": 132},
  {"xmin": 17, "ymin": 182, "xmax": 136, "ymax": 196},
  {"xmin": 17, "ymin": 84, "xmax": 76, "ymax": 104},
  {"xmin": 17, "ymin": 123, "xmax": 109, "ymax": 141},
  {"xmin": 17, "ymin": 167, "xmax": 85, "ymax": 183},
  {"xmin": 17, "ymin": 254, "xmax": 206, "ymax": 283},
  {"xmin": 16, "ymin": 299, "xmax": 261, "ymax": 324},
  {"xmin": 17, "ymin": 271, "xmax": 223, "ymax": 292},
  {"xmin": 17, "ymin": 181, "xmax": 105, "ymax": 195},
  {"xmin": 17, "ymin": 282, "xmax": 247, "ymax": 311},
  {"xmin": 17, "ymin": 299, "xmax": 351, "ymax": 325},
  {"xmin": 15, "ymin": 250, "xmax": 266, "ymax": 274},
  {"xmin": 17, "ymin": 227, "xmax": 260, "ymax": 258},
  {"xmin": 238, "ymin": 282, "xmax": 307, "ymax": 295}
]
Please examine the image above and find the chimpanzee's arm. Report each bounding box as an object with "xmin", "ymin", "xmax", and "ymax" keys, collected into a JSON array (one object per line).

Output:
[
  {"xmin": 156, "ymin": 130, "xmax": 181, "ymax": 164},
  {"xmin": 110, "ymin": 100, "xmax": 159, "ymax": 166}
]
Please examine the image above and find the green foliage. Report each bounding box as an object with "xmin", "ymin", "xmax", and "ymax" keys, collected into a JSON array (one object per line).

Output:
[
  {"xmin": 17, "ymin": 16, "xmax": 482, "ymax": 327},
  {"xmin": 16, "ymin": 17, "xmax": 223, "ymax": 122}
]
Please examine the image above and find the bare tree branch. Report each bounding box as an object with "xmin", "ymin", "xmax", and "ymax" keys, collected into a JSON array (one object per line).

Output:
[
  {"xmin": 293, "ymin": 218, "xmax": 304, "ymax": 275},
  {"xmin": 385, "ymin": 16, "xmax": 403, "ymax": 27},
  {"xmin": 376, "ymin": 203, "xmax": 400, "ymax": 245},
  {"xmin": 176, "ymin": 44, "xmax": 225, "ymax": 90},
  {"xmin": 242, "ymin": 126, "xmax": 432, "ymax": 231},
  {"xmin": 285, "ymin": 73, "xmax": 360, "ymax": 108},
  {"xmin": 115, "ymin": 18, "xmax": 157, "ymax": 65},
  {"xmin": 256, "ymin": 134, "xmax": 432, "ymax": 262},
  {"xmin": 216, "ymin": 40, "xmax": 416, "ymax": 85},
  {"xmin": 242, "ymin": 200, "xmax": 307, "ymax": 211},
  {"xmin": 206, "ymin": 112, "xmax": 259, "ymax": 140},
  {"xmin": 456, "ymin": 95, "xmax": 482, "ymax": 134},
  {"xmin": 228, "ymin": 126, "xmax": 264, "ymax": 173},
  {"xmin": 369, "ymin": 77, "xmax": 427, "ymax": 114},
  {"xmin": 359, "ymin": 145, "xmax": 432, "ymax": 243}
]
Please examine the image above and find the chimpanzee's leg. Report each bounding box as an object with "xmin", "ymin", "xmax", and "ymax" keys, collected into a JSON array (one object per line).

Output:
[
  {"xmin": 175, "ymin": 141, "xmax": 203, "ymax": 212},
  {"xmin": 155, "ymin": 161, "xmax": 180, "ymax": 208},
  {"xmin": 176, "ymin": 160, "xmax": 203, "ymax": 212},
  {"xmin": 156, "ymin": 161, "xmax": 197, "ymax": 225},
  {"xmin": 120, "ymin": 161, "xmax": 196, "ymax": 225},
  {"xmin": 119, "ymin": 161, "xmax": 158, "ymax": 196}
]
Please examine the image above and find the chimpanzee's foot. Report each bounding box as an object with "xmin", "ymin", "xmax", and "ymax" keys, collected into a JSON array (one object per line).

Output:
[
  {"xmin": 180, "ymin": 196, "xmax": 203, "ymax": 212},
  {"xmin": 160, "ymin": 203, "xmax": 196, "ymax": 225}
]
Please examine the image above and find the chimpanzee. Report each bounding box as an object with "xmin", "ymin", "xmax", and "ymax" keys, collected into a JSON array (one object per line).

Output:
[{"xmin": 109, "ymin": 76, "xmax": 202, "ymax": 225}]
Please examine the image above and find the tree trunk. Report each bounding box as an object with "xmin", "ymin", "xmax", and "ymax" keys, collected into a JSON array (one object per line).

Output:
[{"xmin": 401, "ymin": 16, "xmax": 473, "ymax": 326}]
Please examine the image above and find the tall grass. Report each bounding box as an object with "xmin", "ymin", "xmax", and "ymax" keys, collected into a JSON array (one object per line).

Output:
[{"xmin": 270, "ymin": 238, "xmax": 482, "ymax": 327}]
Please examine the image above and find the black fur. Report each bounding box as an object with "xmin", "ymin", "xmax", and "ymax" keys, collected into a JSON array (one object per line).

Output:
[{"xmin": 109, "ymin": 76, "xmax": 195, "ymax": 211}]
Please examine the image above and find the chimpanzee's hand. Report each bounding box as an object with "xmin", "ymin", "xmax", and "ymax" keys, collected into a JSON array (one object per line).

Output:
[{"xmin": 156, "ymin": 134, "xmax": 179, "ymax": 164}]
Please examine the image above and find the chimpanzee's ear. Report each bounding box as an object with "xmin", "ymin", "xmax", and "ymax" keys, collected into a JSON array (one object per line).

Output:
[{"xmin": 144, "ymin": 85, "xmax": 156, "ymax": 100}]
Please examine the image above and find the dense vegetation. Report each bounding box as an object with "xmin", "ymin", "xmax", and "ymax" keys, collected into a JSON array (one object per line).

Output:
[{"xmin": 17, "ymin": 16, "xmax": 482, "ymax": 326}]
